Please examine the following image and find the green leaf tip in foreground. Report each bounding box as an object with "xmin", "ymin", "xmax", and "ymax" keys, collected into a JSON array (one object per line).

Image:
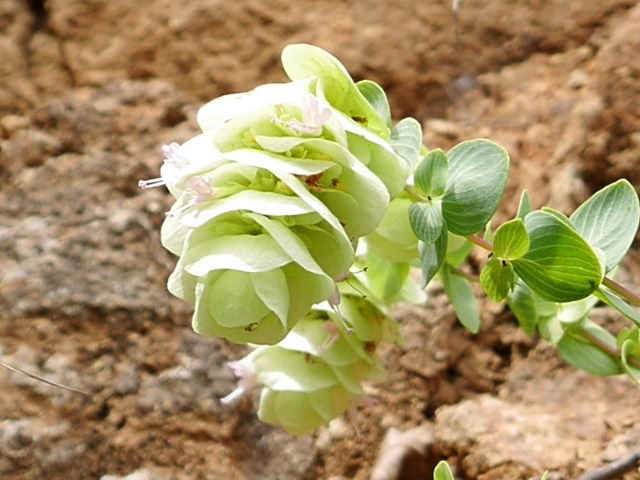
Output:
[
  {"xmin": 512, "ymin": 210, "xmax": 603, "ymax": 303},
  {"xmin": 493, "ymin": 218, "xmax": 529, "ymax": 260},
  {"xmin": 480, "ymin": 256, "xmax": 515, "ymax": 302},
  {"xmin": 414, "ymin": 149, "xmax": 448, "ymax": 198},
  {"xmin": 441, "ymin": 264, "xmax": 480, "ymax": 333},
  {"xmin": 570, "ymin": 179, "xmax": 640, "ymax": 272},
  {"xmin": 433, "ymin": 460, "xmax": 455, "ymax": 480},
  {"xmin": 419, "ymin": 222, "xmax": 448, "ymax": 287},
  {"xmin": 442, "ymin": 139, "xmax": 509, "ymax": 236}
]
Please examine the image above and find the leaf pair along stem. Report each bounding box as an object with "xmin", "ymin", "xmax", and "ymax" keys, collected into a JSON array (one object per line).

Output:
[
  {"xmin": 465, "ymin": 234, "xmax": 640, "ymax": 369},
  {"xmin": 466, "ymin": 234, "xmax": 640, "ymax": 307}
]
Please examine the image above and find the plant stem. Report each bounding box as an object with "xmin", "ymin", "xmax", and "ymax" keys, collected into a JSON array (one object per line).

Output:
[
  {"xmin": 579, "ymin": 328, "xmax": 640, "ymax": 370},
  {"xmin": 466, "ymin": 234, "xmax": 493, "ymax": 252},
  {"xmin": 602, "ymin": 276, "xmax": 640, "ymax": 307},
  {"xmin": 403, "ymin": 185, "xmax": 424, "ymax": 202}
]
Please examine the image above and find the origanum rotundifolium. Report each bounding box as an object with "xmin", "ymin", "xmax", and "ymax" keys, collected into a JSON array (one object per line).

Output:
[
  {"xmin": 141, "ymin": 43, "xmax": 640, "ymax": 437},
  {"xmin": 140, "ymin": 44, "xmax": 424, "ymax": 434}
]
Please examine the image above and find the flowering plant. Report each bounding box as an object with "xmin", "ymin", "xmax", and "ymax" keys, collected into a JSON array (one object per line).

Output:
[{"xmin": 142, "ymin": 44, "xmax": 640, "ymax": 435}]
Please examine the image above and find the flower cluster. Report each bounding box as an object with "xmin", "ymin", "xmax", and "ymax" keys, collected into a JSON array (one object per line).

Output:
[
  {"xmin": 222, "ymin": 275, "xmax": 409, "ymax": 435},
  {"xmin": 142, "ymin": 44, "xmax": 422, "ymax": 433}
]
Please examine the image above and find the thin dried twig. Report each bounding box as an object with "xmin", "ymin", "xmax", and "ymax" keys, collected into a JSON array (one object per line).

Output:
[
  {"xmin": 578, "ymin": 451, "xmax": 640, "ymax": 480},
  {"xmin": 0, "ymin": 360, "xmax": 89, "ymax": 396}
]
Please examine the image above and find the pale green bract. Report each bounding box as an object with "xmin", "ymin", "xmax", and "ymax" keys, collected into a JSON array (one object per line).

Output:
[
  {"xmin": 140, "ymin": 43, "xmax": 421, "ymax": 433},
  {"xmin": 225, "ymin": 289, "xmax": 402, "ymax": 435}
]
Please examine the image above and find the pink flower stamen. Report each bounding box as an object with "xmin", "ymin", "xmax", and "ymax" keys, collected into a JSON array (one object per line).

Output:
[{"xmin": 220, "ymin": 360, "xmax": 256, "ymax": 406}]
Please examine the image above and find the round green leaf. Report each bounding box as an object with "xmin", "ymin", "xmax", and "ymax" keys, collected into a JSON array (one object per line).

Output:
[
  {"xmin": 512, "ymin": 210, "xmax": 603, "ymax": 302},
  {"xmin": 434, "ymin": 461, "xmax": 455, "ymax": 480},
  {"xmin": 570, "ymin": 179, "xmax": 640, "ymax": 271},
  {"xmin": 442, "ymin": 139, "xmax": 509, "ymax": 235},
  {"xmin": 480, "ymin": 256, "xmax": 514, "ymax": 302},
  {"xmin": 414, "ymin": 149, "xmax": 448, "ymax": 198},
  {"xmin": 493, "ymin": 218, "xmax": 529, "ymax": 260}
]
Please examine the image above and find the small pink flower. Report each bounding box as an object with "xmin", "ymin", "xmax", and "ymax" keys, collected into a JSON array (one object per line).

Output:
[{"xmin": 289, "ymin": 96, "xmax": 332, "ymax": 136}]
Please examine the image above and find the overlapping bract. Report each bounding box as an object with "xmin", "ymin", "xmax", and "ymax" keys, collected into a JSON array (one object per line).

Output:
[
  {"xmin": 145, "ymin": 44, "xmax": 423, "ymax": 433},
  {"xmin": 235, "ymin": 291, "xmax": 400, "ymax": 435},
  {"xmin": 154, "ymin": 45, "xmax": 411, "ymax": 347}
]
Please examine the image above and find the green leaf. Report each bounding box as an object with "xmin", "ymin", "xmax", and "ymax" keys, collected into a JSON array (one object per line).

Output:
[
  {"xmin": 420, "ymin": 227, "xmax": 448, "ymax": 287},
  {"xmin": 557, "ymin": 323, "xmax": 622, "ymax": 376},
  {"xmin": 390, "ymin": 117, "xmax": 423, "ymax": 168},
  {"xmin": 433, "ymin": 460, "xmax": 455, "ymax": 480},
  {"xmin": 511, "ymin": 210, "xmax": 603, "ymax": 302},
  {"xmin": 409, "ymin": 199, "xmax": 444, "ymax": 245},
  {"xmin": 570, "ymin": 179, "xmax": 640, "ymax": 271},
  {"xmin": 442, "ymin": 139, "xmax": 509, "ymax": 235},
  {"xmin": 480, "ymin": 256, "xmax": 514, "ymax": 302},
  {"xmin": 356, "ymin": 79, "xmax": 391, "ymax": 126},
  {"xmin": 493, "ymin": 219, "xmax": 530, "ymax": 260},
  {"xmin": 516, "ymin": 190, "xmax": 532, "ymax": 220},
  {"xmin": 441, "ymin": 264, "xmax": 480, "ymax": 333},
  {"xmin": 414, "ymin": 149, "xmax": 448, "ymax": 198}
]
